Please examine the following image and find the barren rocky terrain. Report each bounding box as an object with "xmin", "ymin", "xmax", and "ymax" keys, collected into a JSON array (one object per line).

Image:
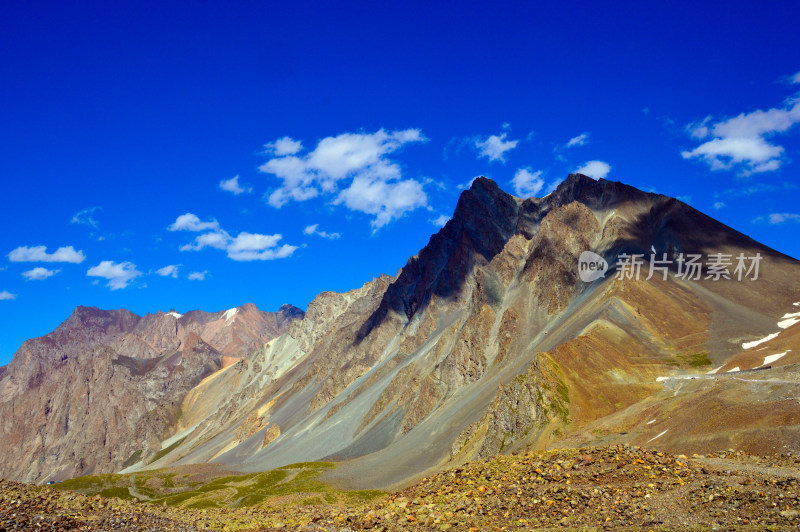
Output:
[{"xmin": 2, "ymin": 446, "xmax": 800, "ymax": 530}]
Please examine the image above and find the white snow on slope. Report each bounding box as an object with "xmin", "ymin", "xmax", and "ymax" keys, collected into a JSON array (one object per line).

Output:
[
  {"xmin": 647, "ymin": 419, "xmax": 656, "ymax": 425},
  {"xmin": 742, "ymin": 333, "xmax": 779, "ymax": 349},
  {"xmin": 760, "ymin": 351, "xmax": 789, "ymax": 367},
  {"xmin": 223, "ymin": 307, "xmax": 238, "ymax": 322},
  {"xmin": 727, "ymin": 366, "xmax": 740, "ymax": 372},
  {"xmin": 166, "ymin": 311, "xmax": 183, "ymax": 319},
  {"xmin": 778, "ymin": 312, "xmax": 800, "ymax": 329},
  {"xmin": 646, "ymin": 430, "xmax": 668, "ymax": 443}
]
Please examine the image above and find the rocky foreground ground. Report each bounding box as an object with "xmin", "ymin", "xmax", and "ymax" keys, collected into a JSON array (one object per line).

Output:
[{"xmin": 2, "ymin": 445, "xmax": 800, "ymax": 531}]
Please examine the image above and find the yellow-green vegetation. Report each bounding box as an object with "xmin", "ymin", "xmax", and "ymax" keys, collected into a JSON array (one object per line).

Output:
[
  {"xmin": 148, "ymin": 436, "xmax": 187, "ymax": 464},
  {"xmin": 121, "ymin": 449, "xmax": 142, "ymax": 468},
  {"xmin": 54, "ymin": 462, "xmax": 383, "ymax": 511},
  {"xmin": 666, "ymin": 351, "xmax": 711, "ymax": 368}
]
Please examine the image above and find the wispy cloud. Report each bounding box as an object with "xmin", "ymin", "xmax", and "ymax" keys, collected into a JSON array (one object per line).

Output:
[
  {"xmin": 219, "ymin": 175, "xmax": 253, "ymax": 195},
  {"xmin": 71, "ymin": 207, "xmax": 101, "ymax": 228},
  {"xmin": 713, "ymin": 201, "xmax": 726, "ymax": 210},
  {"xmin": 682, "ymin": 75, "xmax": 800, "ymax": 175},
  {"xmin": 264, "ymin": 136, "xmax": 303, "ymax": 156},
  {"xmin": 473, "ymin": 132, "xmax": 519, "ymax": 162},
  {"xmin": 22, "ymin": 267, "xmax": 60, "ymax": 281},
  {"xmin": 431, "ymin": 214, "xmax": 450, "ymax": 227},
  {"xmin": 574, "ymin": 160, "xmax": 611, "ymax": 180},
  {"xmin": 511, "ymin": 168, "xmax": 545, "ymax": 197},
  {"xmin": 155, "ymin": 264, "xmax": 180, "ymax": 278},
  {"xmin": 456, "ymin": 176, "xmax": 480, "ymax": 190},
  {"xmin": 717, "ymin": 181, "xmax": 798, "ymax": 198},
  {"xmin": 754, "ymin": 212, "xmax": 800, "ymax": 224},
  {"xmin": 171, "ymin": 213, "xmax": 297, "ymax": 261},
  {"xmin": 188, "ymin": 270, "xmax": 208, "ymax": 281},
  {"xmin": 8, "ymin": 245, "xmax": 86, "ymax": 263},
  {"xmin": 87, "ymin": 260, "xmax": 142, "ymax": 290},
  {"xmin": 0, "ymin": 290, "xmax": 17, "ymax": 300},
  {"xmin": 303, "ymin": 224, "xmax": 341, "ymax": 239},
  {"xmin": 168, "ymin": 213, "xmax": 220, "ymax": 232},
  {"xmin": 260, "ymin": 129, "xmax": 428, "ymax": 229},
  {"xmin": 566, "ymin": 132, "xmax": 589, "ymax": 148}
]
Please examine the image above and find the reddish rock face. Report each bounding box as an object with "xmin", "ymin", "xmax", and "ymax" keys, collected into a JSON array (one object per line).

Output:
[{"xmin": 0, "ymin": 303, "xmax": 303, "ymax": 483}]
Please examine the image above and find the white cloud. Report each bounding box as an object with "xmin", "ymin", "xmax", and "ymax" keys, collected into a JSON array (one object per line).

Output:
[
  {"xmin": 686, "ymin": 116, "xmax": 713, "ymax": 139},
  {"xmin": 0, "ymin": 290, "xmax": 16, "ymax": 300},
  {"xmin": 574, "ymin": 160, "xmax": 611, "ymax": 180},
  {"xmin": 180, "ymin": 231, "xmax": 230, "ymax": 251},
  {"xmin": 682, "ymin": 82, "xmax": 800, "ymax": 175},
  {"xmin": 474, "ymin": 132, "xmax": 518, "ymax": 162},
  {"xmin": 177, "ymin": 217, "xmax": 298, "ymax": 261},
  {"xmin": 431, "ymin": 214, "xmax": 450, "ymax": 227},
  {"xmin": 334, "ymin": 174, "xmax": 427, "ymax": 229},
  {"xmin": 168, "ymin": 213, "xmax": 220, "ymax": 232},
  {"xmin": 86, "ymin": 260, "xmax": 142, "ymax": 290},
  {"xmin": 766, "ymin": 213, "xmax": 800, "ymax": 224},
  {"xmin": 219, "ymin": 175, "xmax": 252, "ymax": 195},
  {"xmin": 8, "ymin": 245, "xmax": 86, "ymax": 263},
  {"xmin": 511, "ymin": 168, "xmax": 545, "ymax": 197},
  {"xmin": 71, "ymin": 207, "xmax": 101, "ymax": 228},
  {"xmin": 566, "ymin": 132, "xmax": 589, "ymax": 148},
  {"xmin": 713, "ymin": 201, "xmax": 726, "ymax": 210},
  {"xmin": 793, "ymin": 71, "xmax": 800, "ymax": 84},
  {"xmin": 188, "ymin": 271, "xmax": 208, "ymax": 281},
  {"xmin": 156, "ymin": 264, "xmax": 180, "ymax": 278},
  {"xmin": 22, "ymin": 267, "xmax": 60, "ymax": 281},
  {"xmin": 265, "ymin": 136, "xmax": 303, "ymax": 156},
  {"xmin": 260, "ymin": 129, "xmax": 428, "ymax": 228},
  {"xmin": 304, "ymin": 224, "xmax": 341, "ymax": 239}
]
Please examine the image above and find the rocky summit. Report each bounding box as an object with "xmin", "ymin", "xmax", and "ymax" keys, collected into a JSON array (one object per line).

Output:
[{"xmin": 1, "ymin": 174, "xmax": 800, "ymax": 529}]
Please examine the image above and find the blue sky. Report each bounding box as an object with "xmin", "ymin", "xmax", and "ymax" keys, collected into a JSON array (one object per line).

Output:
[{"xmin": 1, "ymin": 1, "xmax": 799, "ymax": 363}]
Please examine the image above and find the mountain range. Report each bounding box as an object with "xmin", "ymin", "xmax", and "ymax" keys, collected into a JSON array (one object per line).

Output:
[{"xmin": 1, "ymin": 173, "xmax": 798, "ymax": 488}]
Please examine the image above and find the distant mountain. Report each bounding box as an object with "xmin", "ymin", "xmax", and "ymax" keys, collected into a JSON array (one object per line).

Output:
[
  {"xmin": 0, "ymin": 303, "xmax": 303, "ymax": 482},
  {"xmin": 2, "ymin": 174, "xmax": 799, "ymax": 488}
]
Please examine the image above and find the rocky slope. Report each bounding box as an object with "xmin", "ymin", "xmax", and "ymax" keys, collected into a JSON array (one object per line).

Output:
[
  {"xmin": 0, "ymin": 303, "xmax": 303, "ymax": 483},
  {"xmin": 104, "ymin": 174, "xmax": 800, "ymax": 491},
  {"xmin": 3, "ymin": 446, "xmax": 800, "ymax": 530}
]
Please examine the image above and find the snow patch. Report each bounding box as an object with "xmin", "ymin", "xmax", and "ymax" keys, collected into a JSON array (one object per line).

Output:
[
  {"xmin": 707, "ymin": 365, "xmax": 723, "ymax": 374},
  {"xmin": 647, "ymin": 419, "xmax": 656, "ymax": 425},
  {"xmin": 646, "ymin": 429, "xmax": 668, "ymax": 443},
  {"xmin": 760, "ymin": 351, "xmax": 789, "ymax": 367},
  {"xmin": 656, "ymin": 376, "xmax": 669, "ymax": 382},
  {"xmin": 166, "ymin": 311, "xmax": 183, "ymax": 319},
  {"xmin": 223, "ymin": 307, "xmax": 238, "ymax": 322},
  {"xmin": 727, "ymin": 366, "xmax": 740, "ymax": 373},
  {"xmin": 778, "ymin": 312, "xmax": 800, "ymax": 329},
  {"xmin": 742, "ymin": 333, "xmax": 779, "ymax": 349}
]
